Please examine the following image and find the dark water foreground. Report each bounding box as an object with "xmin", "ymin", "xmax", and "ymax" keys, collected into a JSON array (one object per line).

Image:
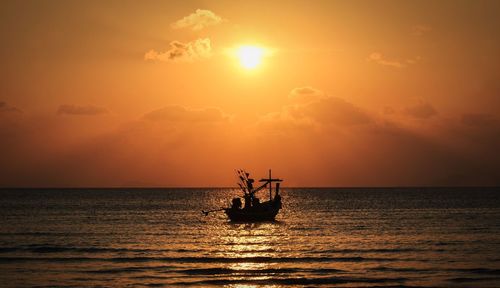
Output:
[{"xmin": 0, "ymin": 188, "xmax": 499, "ymax": 287}]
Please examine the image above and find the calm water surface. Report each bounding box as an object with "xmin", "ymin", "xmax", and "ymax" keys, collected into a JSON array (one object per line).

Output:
[{"xmin": 0, "ymin": 188, "xmax": 499, "ymax": 287}]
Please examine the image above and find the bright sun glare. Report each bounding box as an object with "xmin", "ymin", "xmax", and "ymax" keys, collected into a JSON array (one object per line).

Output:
[{"xmin": 237, "ymin": 45, "xmax": 264, "ymax": 69}]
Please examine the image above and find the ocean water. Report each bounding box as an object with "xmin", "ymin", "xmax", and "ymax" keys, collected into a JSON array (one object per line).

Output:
[{"xmin": 0, "ymin": 188, "xmax": 499, "ymax": 287}]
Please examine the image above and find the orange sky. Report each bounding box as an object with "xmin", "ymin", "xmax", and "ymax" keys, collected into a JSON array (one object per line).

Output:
[{"xmin": 1, "ymin": 0, "xmax": 500, "ymax": 187}]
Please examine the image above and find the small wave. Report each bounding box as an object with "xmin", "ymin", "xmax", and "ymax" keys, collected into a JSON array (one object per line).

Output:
[
  {"xmin": 129, "ymin": 283, "xmax": 166, "ymax": 287},
  {"xmin": 86, "ymin": 267, "xmax": 146, "ymax": 274},
  {"xmin": 84, "ymin": 266, "xmax": 345, "ymax": 276},
  {"xmin": 171, "ymin": 276, "xmax": 409, "ymax": 286},
  {"xmin": 177, "ymin": 267, "xmax": 344, "ymax": 275},
  {"xmin": 454, "ymin": 268, "xmax": 500, "ymax": 275},
  {"xmin": 0, "ymin": 245, "xmax": 438, "ymax": 256},
  {"xmin": 434, "ymin": 241, "xmax": 463, "ymax": 246},
  {"xmin": 439, "ymin": 267, "xmax": 500, "ymax": 277},
  {"xmin": 85, "ymin": 265, "xmax": 178, "ymax": 274},
  {"xmin": 0, "ymin": 257, "xmax": 96, "ymax": 263},
  {"xmin": 370, "ymin": 266, "xmax": 435, "ymax": 273},
  {"xmin": 212, "ymin": 248, "xmax": 278, "ymax": 254},
  {"xmin": 0, "ymin": 255, "xmax": 401, "ymax": 263},
  {"xmin": 224, "ymin": 241, "xmax": 274, "ymax": 246},
  {"xmin": 153, "ymin": 255, "xmax": 393, "ymax": 263},
  {"xmin": 0, "ymin": 248, "xmax": 18, "ymax": 253},
  {"xmin": 0, "ymin": 245, "xmax": 202, "ymax": 254},
  {"xmin": 448, "ymin": 277, "xmax": 500, "ymax": 283},
  {"xmin": 309, "ymin": 248, "xmax": 425, "ymax": 254}
]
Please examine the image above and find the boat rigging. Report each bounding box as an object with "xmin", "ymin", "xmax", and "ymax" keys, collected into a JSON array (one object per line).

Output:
[{"xmin": 202, "ymin": 169, "xmax": 283, "ymax": 221}]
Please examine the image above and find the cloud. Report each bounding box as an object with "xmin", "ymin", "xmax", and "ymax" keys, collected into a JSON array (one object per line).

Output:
[
  {"xmin": 461, "ymin": 113, "xmax": 497, "ymax": 127},
  {"xmin": 300, "ymin": 97, "xmax": 373, "ymax": 126},
  {"xmin": 368, "ymin": 53, "xmax": 421, "ymax": 68},
  {"xmin": 264, "ymin": 87, "xmax": 372, "ymax": 129},
  {"xmin": 403, "ymin": 100, "xmax": 438, "ymax": 119},
  {"xmin": 171, "ymin": 9, "xmax": 224, "ymax": 31},
  {"xmin": 0, "ymin": 104, "xmax": 238, "ymax": 187},
  {"xmin": 368, "ymin": 52, "xmax": 405, "ymax": 68},
  {"xmin": 405, "ymin": 56, "xmax": 422, "ymax": 64},
  {"xmin": 143, "ymin": 105, "xmax": 230, "ymax": 123},
  {"xmin": 290, "ymin": 87, "xmax": 321, "ymax": 96},
  {"xmin": 0, "ymin": 101, "xmax": 22, "ymax": 113},
  {"xmin": 57, "ymin": 104, "xmax": 108, "ymax": 116},
  {"xmin": 289, "ymin": 86, "xmax": 324, "ymax": 103},
  {"xmin": 145, "ymin": 38, "xmax": 211, "ymax": 62},
  {"xmin": 2, "ymin": 94, "xmax": 500, "ymax": 187},
  {"xmin": 256, "ymin": 89, "xmax": 468, "ymax": 185},
  {"xmin": 412, "ymin": 25, "xmax": 432, "ymax": 36},
  {"xmin": 0, "ymin": 102, "xmax": 24, "ymax": 141},
  {"xmin": 254, "ymin": 88, "xmax": 500, "ymax": 186}
]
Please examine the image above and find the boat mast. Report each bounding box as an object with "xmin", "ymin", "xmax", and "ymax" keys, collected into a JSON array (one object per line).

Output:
[
  {"xmin": 269, "ymin": 169, "xmax": 272, "ymax": 200},
  {"xmin": 258, "ymin": 170, "xmax": 282, "ymax": 200}
]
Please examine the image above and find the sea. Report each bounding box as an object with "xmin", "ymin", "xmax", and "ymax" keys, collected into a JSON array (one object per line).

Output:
[{"xmin": 0, "ymin": 188, "xmax": 499, "ymax": 287}]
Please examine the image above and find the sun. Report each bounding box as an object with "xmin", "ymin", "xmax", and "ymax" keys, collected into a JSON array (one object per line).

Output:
[{"xmin": 237, "ymin": 45, "xmax": 264, "ymax": 69}]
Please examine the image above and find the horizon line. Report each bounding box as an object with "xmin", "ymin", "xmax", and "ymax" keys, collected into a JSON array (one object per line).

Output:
[{"xmin": 0, "ymin": 186, "xmax": 498, "ymax": 190}]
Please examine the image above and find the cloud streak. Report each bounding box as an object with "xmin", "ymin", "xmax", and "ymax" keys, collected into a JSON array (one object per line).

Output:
[
  {"xmin": 143, "ymin": 105, "xmax": 230, "ymax": 123},
  {"xmin": 145, "ymin": 38, "xmax": 211, "ymax": 62},
  {"xmin": 403, "ymin": 100, "xmax": 438, "ymax": 119},
  {"xmin": 171, "ymin": 9, "xmax": 224, "ymax": 31},
  {"xmin": 368, "ymin": 53, "xmax": 421, "ymax": 68},
  {"xmin": 412, "ymin": 25, "xmax": 432, "ymax": 36},
  {"xmin": 0, "ymin": 101, "xmax": 22, "ymax": 113},
  {"xmin": 289, "ymin": 87, "xmax": 324, "ymax": 103},
  {"xmin": 57, "ymin": 104, "xmax": 108, "ymax": 116}
]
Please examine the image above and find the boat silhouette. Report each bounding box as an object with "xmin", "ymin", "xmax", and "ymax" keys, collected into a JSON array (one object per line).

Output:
[{"xmin": 203, "ymin": 169, "xmax": 283, "ymax": 221}]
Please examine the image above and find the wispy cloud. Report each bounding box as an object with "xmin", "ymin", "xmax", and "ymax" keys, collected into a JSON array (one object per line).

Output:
[
  {"xmin": 0, "ymin": 101, "xmax": 22, "ymax": 113},
  {"xmin": 57, "ymin": 104, "xmax": 108, "ymax": 116},
  {"xmin": 145, "ymin": 38, "xmax": 211, "ymax": 62},
  {"xmin": 288, "ymin": 86, "xmax": 324, "ymax": 103},
  {"xmin": 368, "ymin": 53, "xmax": 405, "ymax": 68},
  {"xmin": 403, "ymin": 100, "xmax": 438, "ymax": 119},
  {"xmin": 143, "ymin": 105, "xmax": 230, "ymax": 123},
  {"xmin": 412, "ymin": 24, "xmax": 432, "ymax": 36},
  {"xmin": 171, "ymin": 9, "xmax": 224, "ymax": 31},
  {"xmin": 368, "ymin": 52, "xmax": 421, "ymax": 68}
]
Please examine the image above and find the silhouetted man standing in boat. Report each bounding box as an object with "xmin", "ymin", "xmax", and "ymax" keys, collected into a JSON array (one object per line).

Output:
[
  {"xmin": 244, "ymin": 173, "xmax": 255, "ymax": 209},
  {"xmin": 246, "ymin": 173, "xmax": 254, "ymax": 192}
]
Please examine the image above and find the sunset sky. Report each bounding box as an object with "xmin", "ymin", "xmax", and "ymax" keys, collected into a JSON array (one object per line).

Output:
[{"xmin": 1, "ymin": 0, "xmax": 499, "ymax": 187}]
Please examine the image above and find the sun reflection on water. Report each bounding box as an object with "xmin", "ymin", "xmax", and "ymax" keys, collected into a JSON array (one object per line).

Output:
[{"xmin": 217, "ymin": 222, "xmax": 287, "ymax": 285}]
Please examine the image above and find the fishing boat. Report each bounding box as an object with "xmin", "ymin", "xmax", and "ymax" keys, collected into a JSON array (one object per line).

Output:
[{"xmin": 203, "ymin": 169, "xmax": 283, "ymax": 222}]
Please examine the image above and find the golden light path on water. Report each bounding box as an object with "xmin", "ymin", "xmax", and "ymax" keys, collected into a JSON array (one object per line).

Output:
[
  {"xmin": 214, "ymin": 221, "xmax": 286, "ymax": 287},
  {"xmin": 195, "ymin": 188, "xmax": 369, "ymax": 287}
]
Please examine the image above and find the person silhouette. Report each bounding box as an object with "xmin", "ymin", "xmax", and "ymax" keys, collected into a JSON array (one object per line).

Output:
[
  {"xmin": 244, "ymin": 173, "xmax": 255, "ymax": 208},
  {"xmin": 246, "ymin": 176, "xmax": 254, "ymax": 192}
]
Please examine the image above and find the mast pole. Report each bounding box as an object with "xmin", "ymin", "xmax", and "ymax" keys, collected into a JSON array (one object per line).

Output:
[{"xmin": 269, "ymin": 169, "xmax": 272, "ymax": 200}]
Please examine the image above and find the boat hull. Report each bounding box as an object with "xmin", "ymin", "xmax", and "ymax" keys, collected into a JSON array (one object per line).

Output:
[{"xmin": 224, "ymin": 200, "xmax": 281, "ymax": 222}]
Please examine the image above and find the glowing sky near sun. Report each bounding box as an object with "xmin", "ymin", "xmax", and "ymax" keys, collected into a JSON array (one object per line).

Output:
[{"xmin": 1, "ymin": 0, "xmax": 500, "ymax": 187}]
